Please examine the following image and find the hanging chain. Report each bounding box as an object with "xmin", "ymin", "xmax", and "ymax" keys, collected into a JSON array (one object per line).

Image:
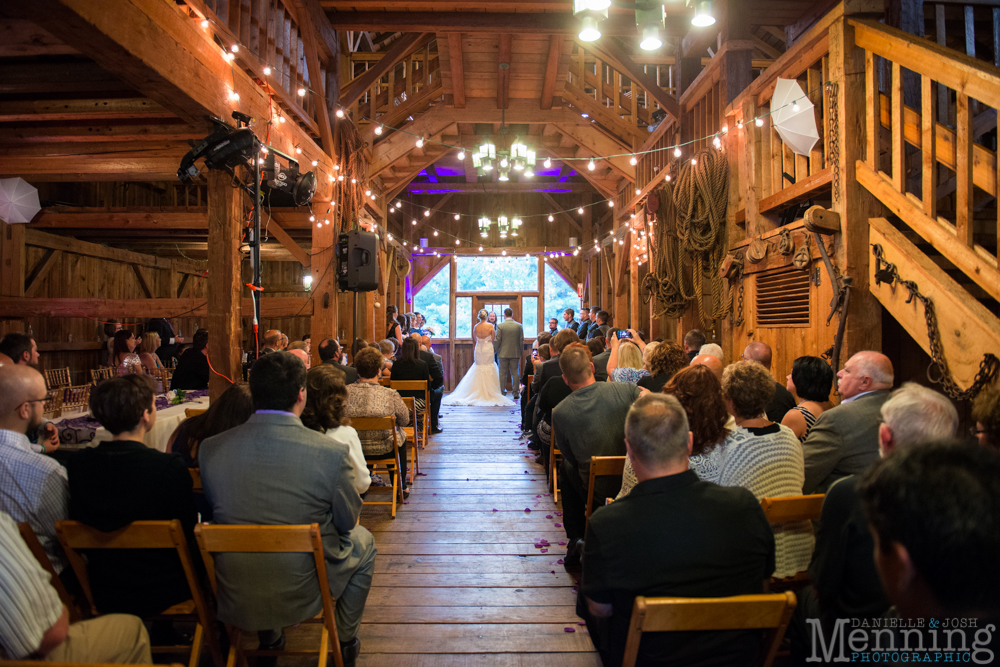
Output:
[
  {"xmin": 872, "ymin": 244, "xmax": 1000, "ymax": 401},
  {"xmin": 827, "ymin": 82, "xmax": 841, "ymax": 203}
]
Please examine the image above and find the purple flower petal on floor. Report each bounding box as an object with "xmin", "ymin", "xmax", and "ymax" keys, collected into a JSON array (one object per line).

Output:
[
  {"xmin": 403, "ymin": 501, "xmax": 409, "ymax": 504},
  {"xmin": 558, "ymin": 541, "xmax": 567, "ymax": 545},
  {"xmin": 492, "ymin": 509, "xmax": 498, "ymax": 512},
  {"xmin": 564, "ymin": 627, "xmax": 575, "ymax": 633},
  {"xmin": 555, "ymin": 511, "xmax": 563, "ymax": 516},
  {"xmin": 551, "ymin": 570, "xmax": 556, "ymax": 574},
  {"xmin": 534, "ymin": 543, "xmax": 544, "ymax": 548},
  {"xmin": 523, "ymin": 471, "xmax": 528, "ymax": 474},
  {"xmin": 432, "ymin": 493, "xmax": 437, "ymax": 496},
  {"xmin": 524, "ymin": 508, "xmax": 531, "ymax": 512},
  {"xmin": 535, "ymin": 495, "xmax": 541, "ymax": 498},
  {"xmin": 557, "ymin": 559, "xmax": 565, "ymax": 564},
  {"xmin": 577, "ymin": 622, "xmax": 586, "ymax": 626},
  {"xmin": 545, "ymin": 515, "xmax": 553, "ymax": 519},
  {"xmin": 540, "ymin": 548, "xmax": 548, "ymax": 553}
]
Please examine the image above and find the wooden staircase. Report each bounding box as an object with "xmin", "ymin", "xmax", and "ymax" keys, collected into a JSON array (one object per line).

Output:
[{"xmin": 852, "ymin": 17, "xmax": 1000, "ymax": 391}]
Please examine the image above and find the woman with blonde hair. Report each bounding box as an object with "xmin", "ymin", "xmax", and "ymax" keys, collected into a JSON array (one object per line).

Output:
[
  {"xmin": 607, "ymin": 331, "xmax": 649, "ymax": 385},
  {"xmin": 138, "ymin": 331, "xmax": 165, "ymax": 373},
  {"xmin": 443, "ymin": 309, "xmax": 513, "ymax": 406}
]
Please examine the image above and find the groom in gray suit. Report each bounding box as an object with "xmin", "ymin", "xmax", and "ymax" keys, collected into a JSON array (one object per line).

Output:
[{"xmin": 494, "ymin": 308, "xmax": 524, "ymax": 399}]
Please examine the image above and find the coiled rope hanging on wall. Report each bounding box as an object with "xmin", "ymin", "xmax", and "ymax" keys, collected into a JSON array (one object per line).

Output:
[{"xmin": 643, "ymin": 145, "xmax": 731, "ymax": 326}]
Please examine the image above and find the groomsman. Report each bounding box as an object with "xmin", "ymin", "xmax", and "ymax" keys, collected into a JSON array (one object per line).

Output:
[
  {"xmin": 495, "ymin": 309, "xmax": 524, "ymax": 399},
  {"xmin": 577, "ymin": 308, "xmax": 593, "ymax": 340},
  {"xmin": 562, "ymin": 309, "xmax": 579, "ymax": 332}
]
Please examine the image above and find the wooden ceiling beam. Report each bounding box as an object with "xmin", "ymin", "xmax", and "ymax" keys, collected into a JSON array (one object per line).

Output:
[
  {"xmin": 0, "ymin": 18, "xmax": 79, "ymax": 56},
  {"xmin": 584, "ymin": 38, "xmax": 682, "ymax": 122},
  {"xmin": 432, "ymin": 98, "xmax": 604, "ymax": 125},
  {"xmin": 411, "ymin": 192, "xmax": 457, "ymax": 236},
  {"xmin": 540, "ymin": 35, "xmax": 565, "ymax": 110},
  {"xmin": 340, "ymin": 32, "xmax": 434, "ymax": 108},
  {"xmin": 540, "ymin": 192, "xmax": 582, "ymax": 234},
  {"xmin": 364, "ymin": 80, "xmax": 443, "ymax": 145},
  {"xmin": 562, "ymin": 83, "xmax": 647, "ymax": 144},
  {"xmin": 0, "ymin": 98, "xmax": 175, "ymax": 123},
  {"xmin": 447, "ymin": 33, "xmax": 466, "ymax": 109},
  {"xmin": 554, "ymin": 124, "xmax": 636, "ymax": 182},
  {"xmin": 0, "ymin": 122, "xmax": 204, "ymax": 144},
  {"xmin": 497, "ymin": 34, "xmax": 512, "ymax": 110},
  {"xmin": 4, "ymin": 0, "xmax": 334, "ymax": 195},
  {"xmin": 0, "ymin": 141, "xmax": 192, "ymax": 181},
  {"xmin": 541, "ymin": 145, "xmax": 618, "ymax": 199},
  {"xmin": 325, "ymin": 12, "xmax": 684, "ymax": 37},
  {"xmin": 403, "ymin": 181, "xmax": 596, "ymax": 194},
  {"xmin": 31, "ymin": 207, "xmax": 315, "ymax": 230},
  {"xmin": 371, "ymin": 116, "xmax": 455, "ymax": 176}
]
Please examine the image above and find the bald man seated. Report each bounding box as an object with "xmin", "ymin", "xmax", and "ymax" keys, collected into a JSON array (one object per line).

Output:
[
  {"xmin": 801, "ymin": 351, "xmax": 894, "ymax": 494},
  {"xmin": 0, "ymin": 364, "xmax": 70, "ymax": 573},
  {"xmin": 690, "ymin": 354, "xmax": 723, "ymax": 380}
]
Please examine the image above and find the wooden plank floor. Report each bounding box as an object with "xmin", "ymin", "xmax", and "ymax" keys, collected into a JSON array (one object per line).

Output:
[{"xmin": 353, "ymin": 404, "xmax": 600, "ymax": 666}]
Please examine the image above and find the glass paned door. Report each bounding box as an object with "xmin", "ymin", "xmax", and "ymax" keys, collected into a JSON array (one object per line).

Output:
[{"xmin": 473, "ymin": 296, "xmax": 520, "ymax": 332}]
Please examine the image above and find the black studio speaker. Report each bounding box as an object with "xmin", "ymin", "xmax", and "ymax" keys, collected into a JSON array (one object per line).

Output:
[{"xmin": 336, "ymin": 230, "xmax": 379, "ymax": 292}]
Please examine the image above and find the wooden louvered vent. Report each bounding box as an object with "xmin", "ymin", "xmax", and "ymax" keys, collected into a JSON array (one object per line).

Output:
[{"xmin": 755, "ymin": 267, "xmax": 811, "ymax": 327}]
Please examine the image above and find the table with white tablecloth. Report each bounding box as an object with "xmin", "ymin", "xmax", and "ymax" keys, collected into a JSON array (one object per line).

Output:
[{"xmin": 53, "ymin": 390, "xmax": 210, "ymax": 453}]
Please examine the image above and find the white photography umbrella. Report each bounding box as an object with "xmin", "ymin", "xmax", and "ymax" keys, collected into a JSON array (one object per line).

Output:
[
  {"xmin": 771, "ymin": 78, "xmax": 819, "ymax": 156},
  {"xmin": 0, "ymin": 178, "xmax": 41, "ymax": 224}
]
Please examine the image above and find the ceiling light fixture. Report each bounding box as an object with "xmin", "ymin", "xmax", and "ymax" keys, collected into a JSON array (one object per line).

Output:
[{"xmin": 691, "ymin": 0, "xmax": 716, "ymax": 27}]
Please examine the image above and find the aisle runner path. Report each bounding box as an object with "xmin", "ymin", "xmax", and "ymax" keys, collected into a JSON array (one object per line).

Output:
[{"xmin": 355, "ymin": 404, "xmax": 600, "ymax": 666}]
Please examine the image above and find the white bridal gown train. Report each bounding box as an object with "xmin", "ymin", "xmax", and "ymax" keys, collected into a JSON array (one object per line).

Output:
[{"xmin": 442, "ymin": 336, "xmax": 515, "ymax": 407}]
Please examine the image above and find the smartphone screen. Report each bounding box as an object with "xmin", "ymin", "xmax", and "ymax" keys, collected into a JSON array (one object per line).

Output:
[{"xmin": 618, "ymin": 330, "xmax": 632, "ymax": 339}]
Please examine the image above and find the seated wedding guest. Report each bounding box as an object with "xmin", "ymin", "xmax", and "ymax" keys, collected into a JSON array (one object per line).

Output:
[
  {"xmin": 350, "ymin": 339, "xmax": 368, "ymax": 364},
  {"xmin": 718, "ymin": 360, "xmax": 813, "ymax": 579},
  {"xmin": 389, "ymin": 338, "xmax": 430, "ymax": 411},
  {"xmin": 302, "ymin": 334, "xmax": 311, "ymax": 356},
  {"xmin": 146, "ymin": 318, "xmax": 183, "ymax": 365},
  {"xmin": 301, "ymin": 365, "xmax": 370, "ymax": 496},
  {"xmin": 260, "ymin": 330, "xmax": 282, "ymax": 355},
  {"xmin": 537, "ymin": 344, "xmax": 551, "ymax": 361},
  {"xmin": 589, "ymin": 336, "xmax": 610, "ymax": 381},
  {"xmin": 740, "ymin": 342, "xmax": 795, "ymax": 423},
  {"xmin": 607, "ymin": 336, "xmax": 649, "ymax": 385},
  {"xmin": 699, "ymin": 343, "xmax": 724, "ymax": 361},
  {"xmin": 378, "ymin": 341, "xmax": 395, "ymax": 377},
  {"xmin": 519, "ymin": 350, "xmax": 537, "ymax": 432},
  {"xmin": 67, "ymin": 374, "xmax": 197, "ymax": 618},
  {"xmin": 110, "ymin": 330, "xmax": 142, "ymax": 375},
  {"xmin": 534, "ymin": 342, "xmax": 589, "ymax": 462},
  {"xmin": 319, "ymin": 339, "xmax": 358, "ymax": 385},
  {"xmin": 682, "ymin": 328, "xmax": 706, "ymax": 361},
  {"xmin": 288, "ymin": 347, "xmax": 311, "ymax": 370},
  {"xmin": 859, "ymin": 442, "xmax": 1000, "ymax": 624},
  {"xmin": 618, "ymin": 365, "xmax": 733, "ymax": 498},
  {"xmin": 789, "ymin": 383, "xmax": 957, "ymax": 663},
  {"xmin": 138, "ymin": 332, "xmax": 165, "ymax": 374},
  {"xmin": 0, "ymin": 510, "xmax": 152, "ymax": 664},
  {"xmin": 551, "ymin": 345, "xmax": 642, "ymax": 566},
  {"xmin": 781, "ymin": 356, "xmax": 834, "ymax": 441},
  {"xmin": 690, "ymin": 353, "xmax": 724, "ymax": 380},
  {"xmin": 972, "ymin": 380, "xmax": 1000, "ymax": 450},
  {"xmin": 0, "ymin": 364, "xmax": 69, "ymax": 574},
  {"xmin": 802, "ymin": 351, "xmax": 893, "ymax": 494},
  {"xmin": 199, "ymin": 352, "xmax": 372, "ymax": 667},
  {"xmin": 579, "ymin": 394, "xmax": 774, "ymax": 667},
  {"xmin": 287, "ymin": 341, "xmax": 308, "ymax": 353},
  {"xmin": 0, "ymin": 352, "xmax": 11, "ymax": 366},
  {"xmin": 170, "ymin": 329, "xmax": 209, "ymax": 391},
  {"xmin": 98, "ymin": 321, "xmax": 120, "ymax": 367},
  {"xmin": 346, "ymin": 347, "xmax": 410, "ymax": 495},
  {"xmin": 637, "ymin": 341, "xmax": 688, "ymax": 393},
  {"xmin": 531, "ymin": 329, "xmax": 578, "ymax": 397},
  {"xmin": 418, "ymin": 334, "xmax": 445, "ymax": 434},
  {"xmin": 169, "ymin": 384, "xmax": 254, "ymax": 468},
  {"xmin": 1, "ymin": 333, "xmax": 39, "ymax": 368},
  {"xmin": 278, "ymin": 334, "xmax": 289, "ymax": 351}
]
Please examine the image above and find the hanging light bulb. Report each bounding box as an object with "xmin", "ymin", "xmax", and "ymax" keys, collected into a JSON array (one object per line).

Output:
[
  {"xmin": 543, "ymin": 158, "xmax": 552, "ymax": 168},
  {"xmin": 455, "ymin": 239, "xmax": 460, "ymax": 245},
  {"xmin": 578, "ymin": 207, "xmax": 584, "ymax": 214},
  {"xmin": 338, "ymin": 174, "xmax": 344, "ymax": 181},
  {"xmin": 374, "ymin": 124, "xmax": 383, "ymax": 136},
  {"xmin": 295, "ymin": 147, "xmax": 302, "ymax": 154},
  {"xmin": 433, "ymin": 230, "xmax": 438, "ymax": 236},
  {"xmin": 673, "ymin": 146, "xmax": 681, "ymax": 158},
  {"xmin": 501, "ymin": 250, "xmax": 507, "ymax": 256},
  {"xmin": 737, "ymin": 120, "xmax": 744, "ymax": 129},
  {"xmin": 608, "ymin": 200, "xmax": 614, "ymax": 207},
  {"xmin": 665, "ymin": 174, "xmax": 672, "ymax": 182},
  {"xmin": 424, "ymin": 210, "xmax": 431, "ymax": 217},
  {"xmin": 396, "ymin": 201, "xmax": 402, "ymax": 208},
  {"xmin": 412, "ymin": 219, "xmax": 417, "ymax": 225},
  {"xmin": 630, "ymin": 154, "xmax": 638, "ymax": 166},
  {"xmin": 334, "ymin": 164, "xmax": 340, "ymax": 171},
  {"xmin": 479, "ymin": 246, "xmax": 484, "ymax": 251},
  {"xmin": 639, "ymin": 24, "xmax": 662, "ymax": 51},
  {"xmin": 387, "ymin": 233, "xmax": 393, "ymax": 241},
  {"xmin": 415, "ymin": 137, "xmax": 424, "ymax": 148},
  {"xmin": 350, "ymin": 178, "xmax": 356, "ymax": 184},
  {"xmin": 309, "ymin": 214, "xmax": 316, "ymax": 222},
  {"xmin": 200, "ymin": 18, "xmax": 209, "ymax": 27},
  {"xmin": 335, "ymin": 108, "xmax": 345, "ymax": 118},
  {"xmin": 228, "ymin": 90, "xmax": 239, "ymax": 101},
  {"xmin": 691, "ymin": 1, "xmax": 716, "ymax": 26},
  {"xmin": 297, "ymin": 87, "xmax": 306, "ymax": 97},
  {"xmin": 457, "ymin": 149, "xmax": 465, "ymax": 160},
  {"xmin": 691, "ymin": 158, "xmax": 697, "ymax": 165},
  {"xmin": 587, "ymin": 158, "xmax": 596, "ymax": 171},
  {"xmin": 636, "ymin": 187, "xmax": 641, "ymax": 195},
  {"xmin": 755, "ymin": 117, "xmax": 764, "ymax": 127},
  {"xmin": 713, "ymin": 136, "xmax": 722, "ymax": 148},
  {"xmin": 454, "ymin": 214, "xmax": 460, "ymax": 220},
  {"xmin": 278, "ymin": 115, "xmax": 285, "ymax": 123},
  {"xmin": 578, "ymin": 15, "xmax": 602, "ymax": 42},
  {"xmin": 263, "ymin": 66, "xmax": 271, "ymax": 75},
  {"xmin": 365, "ymin": 189, "xmax": 372, "ymax": 197},
  {"xmin": 548, "ymin": 215, "xmax": 554, "ymax": 222},
  {"xmin": 311, "ymin": 160, "xmax": 318, "ymax": 167}
]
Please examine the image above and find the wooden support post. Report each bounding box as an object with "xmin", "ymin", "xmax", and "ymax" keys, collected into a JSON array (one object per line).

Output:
[
  {"xmin": 829, "ymin": 18, "xmax": 883, "ymax": 362},
  {"xmin": 1, "ymin": 223, "xmax": 25, "ymax": 298},
  {"xmin": 629, "ymin": 235, "xmax": 639, "ymax": 331},
  {"xmin": 206, "ymin": 171, "xmax": 242, "ymax": 401},
  {"xmin": 309, "ymin": 216, "xmax": 336, "ymax": 366}
]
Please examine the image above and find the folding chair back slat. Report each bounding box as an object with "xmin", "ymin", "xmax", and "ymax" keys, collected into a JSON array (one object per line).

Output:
[
  {"xmin": 760, "ymin": 495, "xmax": 825, "ymax": 524},
  {"xmin": 43, "ymin": 388, "xmax": 63, "ymax": 419},
  {"xmin": 621, "ymin": 592, "xmax": 797, "ymax": 667},
  {"xmin": 18, "ymin": 523, "xmax": 80, "ymax": 622},
  {"xmin": 353, "ymin": 416, "xmax": 404, "ymax": 518},
  {"xmin": 55, "ymin": 520, "xmax": 222, "ymax": 667},
  {"xmin": 391, "ymin": 380, "xmax": 429, "ymax": 446},
  {"xmin": 90, "ymin": 367, "xmax": 115, "ymax": 383},
  {"xmin": 45, "ymin": 367, "xmax": 72, "ymax": 389},
  {"xmin": 185, "ymin": 408, "xmax": 206, "ymax": 418},
  {"xmin": 400, "ymin": 396, "xmax": 419, "ymax": 482},
  {"xmin": 62, "ymin": 384, "xmax": 91, "ymax": 413},
  {"xmin": 586, "ymin": 456, "xmax": 626, "ymax": 520},
  {"xmin": 194, "ymin": 523, "xmax": 343, "ymax": 667}
]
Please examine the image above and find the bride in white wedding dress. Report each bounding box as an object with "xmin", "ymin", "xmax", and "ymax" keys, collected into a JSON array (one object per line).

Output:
[{"xmin": 443, "ymin": 310, "xmax": 514, "ymax": 407}]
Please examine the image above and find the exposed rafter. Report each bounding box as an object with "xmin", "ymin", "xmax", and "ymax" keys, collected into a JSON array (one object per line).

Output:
[{"xmin": 340, "ymin": 32, "xmax": 433, "ymax": 108}]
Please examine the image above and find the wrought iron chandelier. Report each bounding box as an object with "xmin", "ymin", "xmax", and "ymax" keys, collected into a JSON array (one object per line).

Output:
[{"xmin": 470, "ymin": 64, "xmax": 536, "ymax": 182}]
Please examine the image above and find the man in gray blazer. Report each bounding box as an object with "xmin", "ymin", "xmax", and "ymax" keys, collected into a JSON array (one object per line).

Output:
[
  {"xmin": 802, "ymin": 351, "xmax": 894, "ymax": 494},
  {"xmin": 494, "ymin": 308, "xmax": 524, "ymax": 399},
  {"xmin": 199, "ymin": 352, "xmax": 373, "ymax": 667}
]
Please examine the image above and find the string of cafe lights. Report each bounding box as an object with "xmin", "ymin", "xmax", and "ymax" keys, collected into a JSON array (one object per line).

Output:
[{"xmin": 192, "ymin": 11, "xmax": 826, "ymax": 264}]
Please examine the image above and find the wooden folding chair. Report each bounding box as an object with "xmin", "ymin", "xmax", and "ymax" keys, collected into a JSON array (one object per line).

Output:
[
  {"xmin": 194, "ymin": 523, "xmax": 344, "ymax": 667},
  {"xmin": 391, "ymin": 380, "xmax": 430, "ymax": 446},
  {"xmin": 185, "ymin": 408, "xmax": 207, "ymax": 418},
  {"xmin": 549, "ymin": 422, "xmax": 562, "ymax": 503},
  {"xmin": 189, "ymin": 468, "xmax": 203, "ymax": 491},
  {"xmin": 378, "ymin": 377, "xmax": 392, "ymax": 387},
  {"xmin": 400, "ymin": 396, "xmax": 419, "ymax": 483},
  {"xmin": 585, "ymin": 456, "xmax": 627, "ymax": 522},
  {"xmin": 45, "ymin": 366, "xmax": 72, "ymax": 389},
  {"xmin": 90, "ymin": 367, "xmax": 115, "ymax": 383},
  {"xmin": 353, "ymin": 416, "xmax": 404, "ymax": 518},
  {"xmin": 43, "ymin": 388, "xmax": 63, "ymax": 419},
  {"xmin": 55, "ymin": 520, "xmax": 224, "ymax": 667},
  {"xmin": 621, "ymin": 592, "xmax": 797, "ymax": 667},
  {"xmin": 760, "ymin": 494, "xmax": 825, "ymax": 585},
  {"xmin": 62, "ymin": 384, "xmax": 91, "ymax": 414},
  {"xmin": 17, "ymin": 523, "xmax": 81, "ymax": 622}
]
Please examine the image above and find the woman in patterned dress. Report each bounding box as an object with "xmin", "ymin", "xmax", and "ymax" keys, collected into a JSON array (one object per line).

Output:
[
  {"xmin": 780, "ymin": 355, "xmax": 834, "ymax": 442},
  {"xmin": 111, "ymin": 330, "xmax": 142, "ymax": 375}
]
